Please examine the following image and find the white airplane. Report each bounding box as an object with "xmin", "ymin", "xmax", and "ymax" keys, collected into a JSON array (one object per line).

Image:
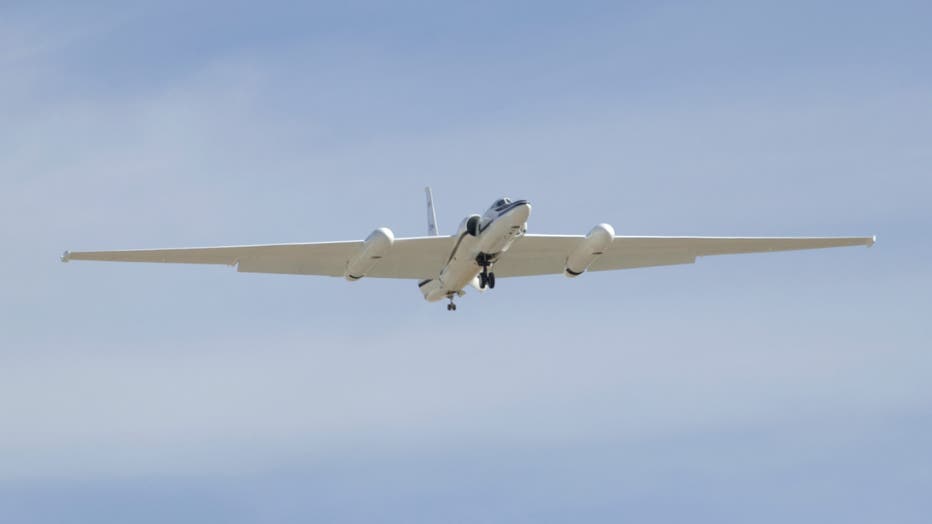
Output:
[{"xmin": 62, "ymin": 188, "xmax": 875, "ymax": 311}]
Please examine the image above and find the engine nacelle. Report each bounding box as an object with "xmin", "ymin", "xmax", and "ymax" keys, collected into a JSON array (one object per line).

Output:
[
  {"xmin": 564, "ymin": 223, "xmax": 614, "ymax": 277},
  {"xmin": 345, "ymin": 227, "xmax": 394, "ymax": 281}
]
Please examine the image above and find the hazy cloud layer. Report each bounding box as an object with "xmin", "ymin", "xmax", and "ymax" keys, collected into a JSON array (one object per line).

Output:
[{"xmin": 1, "ymin": 1, "xmax": 930, "ymax": 522}]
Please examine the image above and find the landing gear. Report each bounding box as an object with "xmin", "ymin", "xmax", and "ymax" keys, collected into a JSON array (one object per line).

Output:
[
  {"xmin": 446, "ymin": 295, "xmax": 457, "ymax": 311},
  {"xmin": 479, "ymin": 270, "xmax": 496, "ymax": 289},
  {"xmin": 477, "ymin": 253, "xmax": 496, "ymax": 290}
]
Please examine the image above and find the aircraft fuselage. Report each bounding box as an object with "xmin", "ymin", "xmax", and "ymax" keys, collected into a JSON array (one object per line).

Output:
[{"xmin": 419, "ymin": 199, "xmax": 531, "ymax": 303}]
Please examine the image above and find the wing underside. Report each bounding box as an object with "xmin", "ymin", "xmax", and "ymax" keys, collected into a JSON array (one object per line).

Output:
[
  {"xmin": 63, "ymin": 234, "xmax": 874, "ymax": 280},
  {"xmin": 492, "ymin": 235, "xmax": 875, "ymax": 277},
  {"xmin": 63, "ymin": 236, "xmax": 457, "ymax": 280}
]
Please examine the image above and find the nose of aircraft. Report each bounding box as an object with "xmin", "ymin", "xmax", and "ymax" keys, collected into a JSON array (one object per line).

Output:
[{"xmin": 512, "ymin": 200, "xmax": 531, "ymax": 221}]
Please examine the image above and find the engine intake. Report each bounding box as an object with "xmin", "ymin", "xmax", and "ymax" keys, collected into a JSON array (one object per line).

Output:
[
  {"xmin": 465, "ymin": 215, "xmax": 481, "ymax": 236},
  {"xmin": 564, "ymin": 223, "xmax": 615, "ymax": 277}
]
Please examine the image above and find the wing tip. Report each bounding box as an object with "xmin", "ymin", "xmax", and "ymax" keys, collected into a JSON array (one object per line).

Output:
[
  {"xmin": 61, "ymin": 250, "xmax": 71, "ymax": 263},
  {"xmin": 867, "ymin": 235, "xmax": 876, "ymax": 248}
]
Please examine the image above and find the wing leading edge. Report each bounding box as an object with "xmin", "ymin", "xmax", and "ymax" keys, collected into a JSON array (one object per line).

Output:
[
  {"xmin": 62, "ymin": 234, "xmax": 874, "ymax": 280},
  {"xmin": 62, "ymin": 236, "xmax": 457, "ymax": 280},
  {"xmin": 492, "ymin": 235, "xmax": 875, "ymax": 278}
]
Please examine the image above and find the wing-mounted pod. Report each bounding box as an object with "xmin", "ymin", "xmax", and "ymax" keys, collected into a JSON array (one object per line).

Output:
[
  {"xmin": 345, "ymin": 227, "xmax": 394, "ymax": 281},
  {"xmin": 564, "ymin": 223, "xmax": 615, "ymax": 277}
]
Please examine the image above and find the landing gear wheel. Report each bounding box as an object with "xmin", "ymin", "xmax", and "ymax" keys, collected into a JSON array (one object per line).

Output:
[
  {"xmin": 446, "ymin": 298, "xmax": 457, "ymax": 311},
  {"xmin": 479, "ymin": 272, "xmax": 488, "ymax": 289},
  {"xmin": 488, "ymin": 272, "xmax": 496, "ymax": 289}
]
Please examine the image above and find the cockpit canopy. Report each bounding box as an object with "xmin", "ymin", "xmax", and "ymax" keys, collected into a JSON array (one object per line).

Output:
[{"xmin": 491, "ymin": 198, "xmax": 512, "ymax": 210}]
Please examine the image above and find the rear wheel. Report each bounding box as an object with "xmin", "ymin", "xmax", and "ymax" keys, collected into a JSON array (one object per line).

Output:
[{"xmin": 488, "ymin": 272, "xmax": 496, "ymax": 289}]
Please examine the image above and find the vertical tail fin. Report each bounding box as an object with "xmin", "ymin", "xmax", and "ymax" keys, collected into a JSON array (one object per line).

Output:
[{"xmin": 425, "ymin": 186, "xmax": 439, "ymax": 236}]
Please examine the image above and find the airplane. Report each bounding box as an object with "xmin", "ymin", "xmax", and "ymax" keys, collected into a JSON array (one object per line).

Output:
[{"xmin": 62, "ymin": 187, "xmax": 875, "ymax": 311}]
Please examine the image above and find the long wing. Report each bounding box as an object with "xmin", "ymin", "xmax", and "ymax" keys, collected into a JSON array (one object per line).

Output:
[
  {"xmin": 493, "ymin": 235, "xmax": 876, "ymax": 278},
  {"xmin": 62, "ymin": 236, "xmax": 457, "ymax": 280}
]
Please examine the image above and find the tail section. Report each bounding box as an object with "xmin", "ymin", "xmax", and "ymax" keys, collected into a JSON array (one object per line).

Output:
[{"xmin": 425, "ymin": 186, "xmax": 439, "ymax": 236}]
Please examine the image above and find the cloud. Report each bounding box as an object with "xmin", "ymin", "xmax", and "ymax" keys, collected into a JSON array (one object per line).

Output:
[
  {"xmin": 2, "ymin": 296, "xmax": 927, "ymax": 480},
  {"xmin": 0, "ymin": 4, "xmax": 930, "ymax": 521}
]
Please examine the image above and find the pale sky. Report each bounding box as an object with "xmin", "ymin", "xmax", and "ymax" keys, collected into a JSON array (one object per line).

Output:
[{"xmin": 1, "ymin": 1, "xmax": 930, "ymax": 522}]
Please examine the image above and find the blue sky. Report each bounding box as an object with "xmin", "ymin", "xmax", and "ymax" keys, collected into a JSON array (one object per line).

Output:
[{"xmin": 1, "ymin": 1, "xmax": 930, "ymax": 522}]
